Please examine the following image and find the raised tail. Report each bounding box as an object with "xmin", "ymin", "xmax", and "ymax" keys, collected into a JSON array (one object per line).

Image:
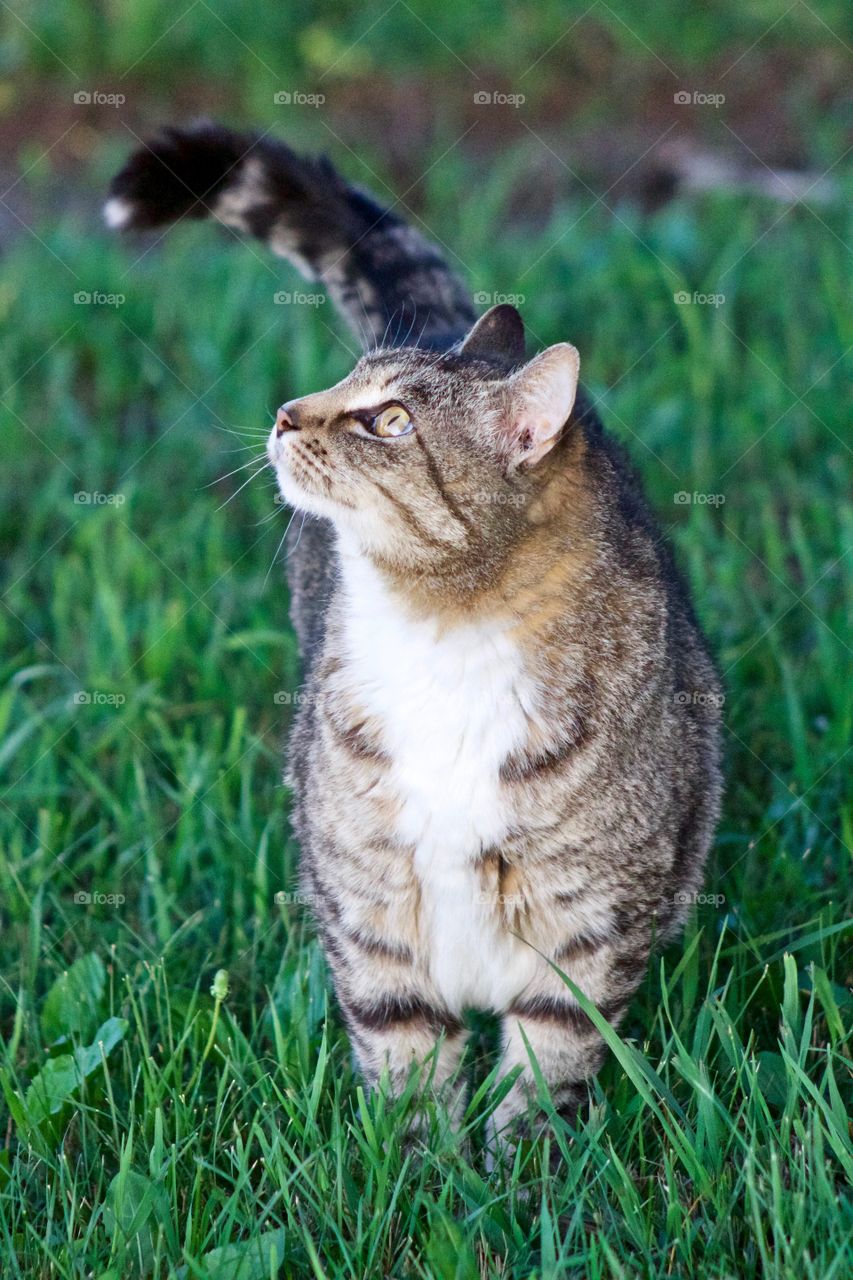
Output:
[{"xmin": 106, "ymin": 121, "xmax": 476, "ymax": 351}]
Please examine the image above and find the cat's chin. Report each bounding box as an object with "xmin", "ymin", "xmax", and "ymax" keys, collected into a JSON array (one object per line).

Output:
[
  {"xmin": 273, "ymin": 466, "xmax": 337, "ymax": 521},
  {"xmin": 272, "ymin": 467, "xmax": 401, "ymax": 560}
]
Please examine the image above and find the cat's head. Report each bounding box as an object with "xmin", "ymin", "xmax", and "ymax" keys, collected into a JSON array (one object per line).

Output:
[{"xmin": 267, "ymin": 305, "xmax": 580, "ymax": 579}]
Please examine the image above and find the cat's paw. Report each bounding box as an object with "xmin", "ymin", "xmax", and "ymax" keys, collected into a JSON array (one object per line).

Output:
[{"xmin": 485, "ymin": 1095, "xmax": 581, "ymax": 1174}]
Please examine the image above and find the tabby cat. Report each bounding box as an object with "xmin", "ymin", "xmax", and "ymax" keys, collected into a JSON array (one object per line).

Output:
[{"xmin": 107, "ymin": 123, "xmax": 723, "ymax": 1142}]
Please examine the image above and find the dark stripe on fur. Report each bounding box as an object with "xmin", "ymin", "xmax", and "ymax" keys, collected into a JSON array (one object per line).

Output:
[
  {"xmin": 413, "ymin": 433, "xmax": 476, "ymax": 533},
  {"xmin": 368, "ymin": 474, "xmax": 450, "ymax": 548},
  {"xmin": 508, "ymin": 995, "xmax": 623, "ymax": 1034},
  {"xmin": 553, "ymin": 889, "xmax": 584, "ymax": 907},
  {"xmin": 474, "ymin": 845, "xmax": 502, "ymax": 870},
  {"xmin": 342, "ymin": 928, "xmax": 413, "ymax": 964},
  {"xmin": 344, "ymin": 994, "xmax": 463, "ymax": 1035},
  {"xmin": 500, "ymin": 721, "xmax": 593, "ymax": 784},
  {"xmin": 324, "ymin": 713, "xmax": 389, "ymax": 764},
  {"xmin": 552, "ymin": 930, "xmax": 611, "ymax": 966}
]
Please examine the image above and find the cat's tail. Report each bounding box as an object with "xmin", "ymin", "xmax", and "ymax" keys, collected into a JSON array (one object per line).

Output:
[{"xmin": 105, "ymin": 121, "xmax": 476, "ymax": 351}]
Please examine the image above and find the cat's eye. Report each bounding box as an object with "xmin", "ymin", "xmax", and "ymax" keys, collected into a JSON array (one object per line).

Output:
[{"xmin": 368, "ymin": 404, "xmax": 413, "ymax": 438}]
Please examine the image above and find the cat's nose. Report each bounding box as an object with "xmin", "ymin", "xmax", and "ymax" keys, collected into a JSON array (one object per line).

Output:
[{"xmin": 275, "ymin": 403, "xmax": 300, "ymax": 436}]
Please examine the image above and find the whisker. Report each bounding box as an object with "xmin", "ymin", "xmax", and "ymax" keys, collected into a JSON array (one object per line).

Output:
[
  {"xmin": 286, "ymin": 511, "xmax": 308, "ymax": 558},
  {"xmin": 211, "ymin": 423, "xmax": 271, "ymax": 440},
  {"xmin": 380, "ymin": 309, "xmax": 395, "ymax": 351},
  {"xmin": 355, "ymin": 293, "xmax": 373, "ymax": 352},
  {"xmin": 400, "ymin": 308, "xmax": 418, "ymax": 349},
  {"xmin": 204, "ymin": 452, "xmax": 269, "ymax": 488},
  {"xmin": 414, "ymin": 312, "xmax": 431, "ymax": 350},
  {"xmin": 264, "ymin": 504, "xmax": 300, "ymax": 586},
  {"xmin": 215, "ymin": 462, "xmax": 270, "ymax": 511},
  {"xmin": 256, "ymin": 504, "xmax": 286, "ymax": 526}
]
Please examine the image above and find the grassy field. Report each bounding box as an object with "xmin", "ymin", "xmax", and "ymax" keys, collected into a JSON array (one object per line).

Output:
[
  {"xmin": 0, "ymin": 4, "xmax": 851, "ymax": 1277},
  {"xmin": 6, "ymin": 0, "xmax": 849, "ymax": 93}
]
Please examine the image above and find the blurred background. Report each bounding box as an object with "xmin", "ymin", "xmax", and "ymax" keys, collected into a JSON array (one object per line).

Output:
[
  {"xmin": 0, "ymin": 0, "xmax": 849, "ymax": 228},
  {"xmin": 0, "ymin": 3, "xmax": 849, "ymax": 1271}
]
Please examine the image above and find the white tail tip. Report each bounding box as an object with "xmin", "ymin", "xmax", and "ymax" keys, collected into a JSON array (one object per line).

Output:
[{"xmin": 103, "ymin": 197, "xmax": 133, "ymax": 229}]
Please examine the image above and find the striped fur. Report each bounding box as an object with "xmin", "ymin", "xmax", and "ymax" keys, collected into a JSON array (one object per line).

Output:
[{"xmin": 107, "ymin": 123, "xmax": 723, "ymax": 1148}]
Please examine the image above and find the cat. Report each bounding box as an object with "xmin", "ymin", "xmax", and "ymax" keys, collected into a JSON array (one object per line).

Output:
[{"xmin": 107, "ymin": 122, "xmax": 723, "ymax": 1143}]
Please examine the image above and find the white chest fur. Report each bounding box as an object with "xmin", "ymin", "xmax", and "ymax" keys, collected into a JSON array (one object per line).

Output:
[{"xmin": 337, "ymin": 550, "xmax": 541, "ymax": 1011}]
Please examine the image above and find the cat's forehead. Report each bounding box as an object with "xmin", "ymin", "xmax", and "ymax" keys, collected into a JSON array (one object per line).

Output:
[
  {"xmin": 344, "ymin": 350, "xmax": 416, "ymax": 399},
  {"xmin": 355, "ymin": 346, "xmax": 440, "ymax": 383},
  {"xmin": 347, "ymin": 346, "xmax": 507, "ymax": 401}
]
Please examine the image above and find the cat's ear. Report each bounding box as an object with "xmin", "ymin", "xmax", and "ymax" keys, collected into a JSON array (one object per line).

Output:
[
  {"xmin": 501, "ymin": 343, "xmax": 580, "ymax": 471},
  {"xmin": 458, "ymin": 304, "xmax": 526, "ymax": 365}
]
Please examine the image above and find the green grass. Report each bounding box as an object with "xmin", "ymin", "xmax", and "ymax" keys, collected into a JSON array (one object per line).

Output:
[
  {"xmin": 0, "ymin": 131, "xmax": 851, "ymax": 1276},
  {"xmin": 5, "ymin": 0, "xmax": 849, "ymax": 94}
]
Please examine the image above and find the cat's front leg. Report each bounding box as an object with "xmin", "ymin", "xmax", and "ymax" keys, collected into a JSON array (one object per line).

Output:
[
  {"xmin": 308, "ymin": 882, "xmax": 468, "ymax": 1117},
  {"xmin": 490, "ymin": 999, "xmax": 610, "ymax": 1145},
  {"xmin": 334, "ymin": 970, "xmax": 470, "ymax": 1152},
  {"xmin": 337, "ymin": 976, "xmax": 468, "ymax": 1103},
  {"xmin": 489, "ymin": 926, "xmax": 643, "ymax": 1151}
]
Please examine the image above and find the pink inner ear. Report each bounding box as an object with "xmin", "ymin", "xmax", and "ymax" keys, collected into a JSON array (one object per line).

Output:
[{"xmin": 505, "ymin": 343, "xmax": 580, "ymax": 468}]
